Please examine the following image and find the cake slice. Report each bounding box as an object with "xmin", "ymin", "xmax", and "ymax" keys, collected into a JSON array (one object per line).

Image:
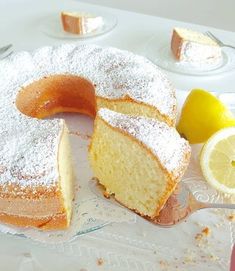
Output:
[
  {"xmin": 0, "ymin": 122, "xmax": 74, "ymax": 230},
  {"xmin": 171, "ymin": 27, "xmax": 222, "ymax": 65},
  {"xmin": 89, "ymin": 109, "xmax": 191, "ymax": 219},
  {"xmin": 61, "ymin": 12, "xmax": 104, "ymax": 35}
]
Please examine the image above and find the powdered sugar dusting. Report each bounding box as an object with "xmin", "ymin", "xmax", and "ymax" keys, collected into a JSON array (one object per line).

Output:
[
  {"xmin": 0, "ymin": 94, "xmax": 62, "ymax": 191},
  {"xmin": 179, "ymin": 41, "xmax": 222, "ymax": 66},
  {"xmin": 0, "ymin": 51, "xmax": 63, "ymax": 192},
  {"xmin": 0, "ymin": 44, "xmax": 176, "ymax": 194},
  {"xmin": 99, "ymin": 108, "xmax": 191, "ymax": 178},
  {"xmin": 30, "ymin": 44, "xmax": 176, "ymax": 119}
]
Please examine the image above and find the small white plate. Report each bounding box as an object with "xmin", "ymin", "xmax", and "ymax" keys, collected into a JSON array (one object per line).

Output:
[
  {"xmin": 39, "ymin": 12, "xmax": 117, "ymax": 40},
  {"xmin": 144, "ymin": 36, "xmax": 235, "ymax": 76}
]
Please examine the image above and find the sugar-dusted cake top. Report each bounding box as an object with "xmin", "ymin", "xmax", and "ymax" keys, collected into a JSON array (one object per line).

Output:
[
  {"xmin": 174, "ymin": 27, "xmax": 218, "ymax": 46},
  {"xmin": 99, "ymin": 108, "xmax": 191, "ymax": 178},
  {"xmin": 27, "ymin": 44, "xmax": 176, "ymax": 120},
  {"xmin": 0, "ymin": 44, "xmax": 176, "ymax": 194},
  {"xmin": 0, "ymin": 52, "xmax": 62, "ymax": 193}
]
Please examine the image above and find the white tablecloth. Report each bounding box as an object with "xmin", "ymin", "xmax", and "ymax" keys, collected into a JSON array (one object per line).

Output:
[{"xmin": 0, "ymin": 0, "xmax": 234, "ymax": 270}]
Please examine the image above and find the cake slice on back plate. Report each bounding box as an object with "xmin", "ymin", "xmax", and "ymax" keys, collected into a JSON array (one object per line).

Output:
[
  {"xmin": 171, "ymin": 27, "xmax": 222, "ymax": 65},
  {"xmin": 61, "ymin": 12, "xmax": 104, "ymax": 35},
  {"xmin": 89, "ymin": 109, "xmax": 191, "ymax": 220}
]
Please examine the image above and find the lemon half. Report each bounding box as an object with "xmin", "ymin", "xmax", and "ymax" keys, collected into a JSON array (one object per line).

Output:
[
  {"xmin": 177, "ymin": 89, "xmax": 235, "ymax": 144},
  {"xmin": 200, "ymin": 127, "xmax": 235, "ymax": 194}
]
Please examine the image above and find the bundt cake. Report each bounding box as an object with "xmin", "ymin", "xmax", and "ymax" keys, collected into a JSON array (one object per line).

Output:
[
  {"xmin": 0, "ymin": 44, "xmax": 177, "ymax": 230},
  {"xmin": 89, "ymin": 109, "xmax": 191, "ymax": 219},
  {"xmin": 171, "ymin": 27, "xmax": 222, "ymax": 65}
]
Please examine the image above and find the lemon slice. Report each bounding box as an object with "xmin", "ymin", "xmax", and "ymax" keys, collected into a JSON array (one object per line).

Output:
[
  {"xmin": 200, "ymin": 127, "xmax": 235, "ymax": 194},
  {"xmin": 177, "ymin": 89, "xmax": 235, "ymax": 144}
]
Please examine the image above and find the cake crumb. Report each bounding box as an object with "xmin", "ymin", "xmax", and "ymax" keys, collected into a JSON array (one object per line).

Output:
[
  {"xmin": 159, "ymin": 260, "xmax": 170, "ymax": 268},
  {"xmin": 195, "ymin": 233, "xmax": 203, "ymax": 241},
  {"xmin": 195, "ymin": 227, "xmax": 211, "ymax": 241},
  {"xmin": 69, "ymin": 131, "xmax": 91, "ymax": 140},
  {"xmin": 103, "ymin": 190, "xmax": 111, "ymax": 199},
  {"xmin": 202, "ymin": 227, "xmax": 211, "ymax": 236},
  {"xmin": 184, "ymin": 254, "xmax": 194, "ymax": 263},
  {"xmin": 228, "ymin": 214, "xmax": 235, "ymax": 221},
  {"xmin": 209, "ymin": 254, "xmax": 219, "ymax": 261},
  {"xmin": 214, "ymin": 221, "xmax": 224, "ymax": 228},
  {"xmin": 97, "ymin": 258, "xmax": 104, "ymax": 266}
]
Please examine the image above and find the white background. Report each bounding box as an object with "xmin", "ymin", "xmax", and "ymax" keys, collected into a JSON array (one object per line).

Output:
[{"xmin": 86, "ymin": 0, "xmax": 235, "ymax": 32}]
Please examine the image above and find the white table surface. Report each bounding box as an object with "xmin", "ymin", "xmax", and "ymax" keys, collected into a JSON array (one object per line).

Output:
[
  {"xmin": 0, "ymin": 0, "xmax": 234, "ymax": 270},
  {"xmin": 1, "ymin": 0, "xmax": 235, "ymax": 93},
  {"xmin": 86, "ymin": 0, "xmax": 235, "ymax": 32}
]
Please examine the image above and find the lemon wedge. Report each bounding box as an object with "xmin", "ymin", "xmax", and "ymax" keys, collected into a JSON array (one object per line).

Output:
[
  {"xmin": 200, "ymin": 127, "xmax": 235, "ymax": 194},
  {"xmin": 177, "ymin": 89, "xmax": 235, "ymax": 144}
]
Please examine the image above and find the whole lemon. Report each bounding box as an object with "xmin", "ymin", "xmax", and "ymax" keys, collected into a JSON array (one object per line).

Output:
[{"xmin": 177, "ymin": 89, "xmax": 235, "ymax": 144}]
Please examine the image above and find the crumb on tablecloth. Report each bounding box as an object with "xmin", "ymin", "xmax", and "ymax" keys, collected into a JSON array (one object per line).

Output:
[
  {"xmin": 195, "ymin": 233, "xmax": 203, "ymax": 241},
  {"xmin": 103, "ymin": 190, "xmax": 111, "ymax": 199},
  {"xmin": 195, "ymin": 227, "xmax": 211, "ymax": 241},
  {"xmin": 228, "ymin": 214, "xmax": 235, "ymax": 221},
  {"xmin": 202, "ymin": 227, "xmax": 211, "ymax": 236},
  {"xmin": 97, "ymin": 258, "xmax": 104, "ymax": 266},
  {"xmin": 159, "ymin": 260, "xmax": 170, "ymax": 268}
]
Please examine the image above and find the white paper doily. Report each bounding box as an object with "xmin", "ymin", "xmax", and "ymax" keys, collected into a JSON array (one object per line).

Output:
[
  {"xmin": 0, "ymin": 90, "xmax": 234, "ymax": 270},
  {"xmin": 0, "ymin": 89, "xmax": 234, "ymax": 257}
]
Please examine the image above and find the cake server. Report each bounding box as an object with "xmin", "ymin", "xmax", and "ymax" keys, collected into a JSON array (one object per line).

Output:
[
  {"xmin": 0, "ymin": 44, "xmax": 12, "ymax": 54},
  {"xmin": 154, "ymin": 181, "xmax": 235, "ymax": 227},
  {"xmin": 0, "ymin": 44, "xmax": 13, "ymax": 59}
]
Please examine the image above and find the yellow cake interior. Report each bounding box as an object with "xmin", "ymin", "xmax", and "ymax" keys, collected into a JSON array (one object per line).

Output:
[
  {"xmin": 98, "ymin": 97, "xmax": 175, "ymax": 126},
  {"xmin": 58, "ymin": 124, "xmax": 75, "ymax": 227},
  {"xmin": 89, "ymin": 117, "xmax": 176, "ymax": 218},
  {"xmin": 174, "ymin": 27, "xmax": 218, "ymax": 46}
]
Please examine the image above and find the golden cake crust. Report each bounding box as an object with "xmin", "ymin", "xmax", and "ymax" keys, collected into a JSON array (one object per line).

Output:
[
  {"xmin": 171, "ymin": 29, "xmax": 183, "ymax": 60},
  {"xmin": 0, "ymin": 212, "xmax": 67, "ymax": 230},
  {"xmin": 0, "ymin": 124, "xmax": 72, "ymax": 230}
]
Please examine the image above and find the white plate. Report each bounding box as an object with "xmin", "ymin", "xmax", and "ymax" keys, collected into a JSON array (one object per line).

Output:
[
  {"xmin": 39, "ymin": 12, "xmax": 117, "ymax": 40},
  {"xmin": 144, "ymin": 36, "xmax": 235, "ymax": 76}
]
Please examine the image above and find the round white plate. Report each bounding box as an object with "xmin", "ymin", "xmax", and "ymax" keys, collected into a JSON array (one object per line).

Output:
[
  {"xmin": 144, "ymin": 36, "xmax": 235, "ymax": 76},
  {"xmin": 39, "ymin": 12, "xmax": 117, "ymax": 40}
]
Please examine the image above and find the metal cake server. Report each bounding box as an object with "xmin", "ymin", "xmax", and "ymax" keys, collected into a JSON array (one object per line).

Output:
[
  {"xmin": 0, "ymin": 44, "xmax": 13, "ymax": 59},
  {"xmin": 154, "ymin": 181, "xmax": 235, "ymax": 227}
]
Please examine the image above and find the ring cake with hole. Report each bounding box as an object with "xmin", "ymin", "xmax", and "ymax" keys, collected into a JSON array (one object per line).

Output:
[{"xmin": 0, "ymin": 44, "xmax": 179, "ymax": 230}]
